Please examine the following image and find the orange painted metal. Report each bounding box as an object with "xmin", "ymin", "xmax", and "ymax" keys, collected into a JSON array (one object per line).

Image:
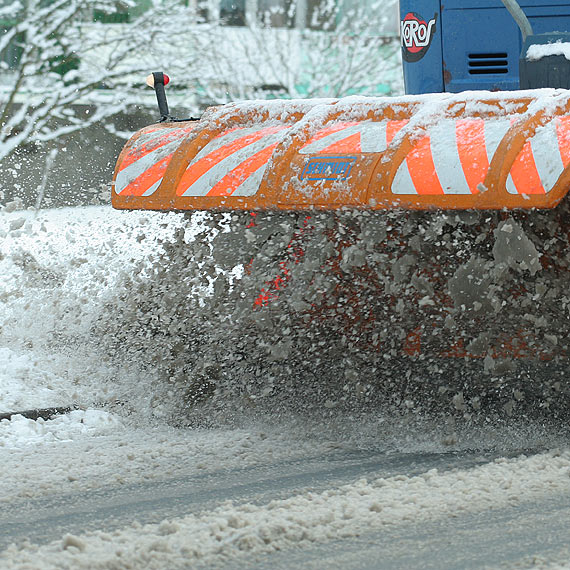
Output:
[{"xmin": 112, "ymin": 92, "xmax": 570, "ymax": 212}]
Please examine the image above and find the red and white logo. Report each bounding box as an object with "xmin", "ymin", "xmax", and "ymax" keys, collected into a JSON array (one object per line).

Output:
[{"xmin": 401, "ymin": 12, "xmax": 437, "ymax": 62}]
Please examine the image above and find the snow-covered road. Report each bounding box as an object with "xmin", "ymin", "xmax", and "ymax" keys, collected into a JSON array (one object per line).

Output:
[
  {"xmin": 0, "ymin": 206, "xmax": 569, "ymax": 569},
  {"xmin": 1, "ymin": 412, "xmax": 569, "ymax": 569}
]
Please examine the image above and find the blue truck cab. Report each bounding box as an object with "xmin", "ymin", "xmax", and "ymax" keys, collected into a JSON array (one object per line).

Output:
[{"xmin": 399, "ymin": 0, "xmax": 570, "ymax": 94}]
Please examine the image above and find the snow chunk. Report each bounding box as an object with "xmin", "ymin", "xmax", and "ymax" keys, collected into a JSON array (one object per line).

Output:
[
  {"xmin": 493, "ymin": 219, "xmax": 541, "ymax": 275},
  {"xmin": 527, "ymin": 41, "xmax": 570, "ymax": 62},
  {"xmin": 448, "ymin": 256, "xmax": 493, "ymax": 311}
]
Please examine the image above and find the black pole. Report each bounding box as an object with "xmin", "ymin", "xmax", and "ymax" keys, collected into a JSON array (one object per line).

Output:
[{"xmin": 152, "ymin": 71, "xmax": 171, "ymax": 122}]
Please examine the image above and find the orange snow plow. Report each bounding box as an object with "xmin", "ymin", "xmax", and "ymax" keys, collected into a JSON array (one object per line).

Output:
[
  {"xmin": 109, "ymin": 79, "xmax": 570, "ymax": 420},
  {"xmin": 113, "ymin": 91, "xmax": 570, "ymax": 212},
  {"xmin": 108, "ymin": 0, "xmax": 570, "ymax": 415}
]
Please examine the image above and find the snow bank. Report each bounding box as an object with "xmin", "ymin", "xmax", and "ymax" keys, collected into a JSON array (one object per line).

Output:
[
  {"xmin": 2, "ymin": 450, "xmax": 569, "ymax": 569},
  {"xmin": 0, "ymin": 410, "xmax": 121, "ymax": 449}
]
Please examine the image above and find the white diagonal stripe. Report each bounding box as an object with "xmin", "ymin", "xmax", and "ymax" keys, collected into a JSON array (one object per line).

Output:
[
  {"xmin": 131, "ymin": 125, "xmax": 192, "ymax": 152},
  {"xmin": 531, "ymin": 121, "xmax": 564, "ymax": 193},
  {"xmin": 484, "ymin": 119, "xmax": 511, "ymax": 161},
  {"xmin": 143, "ymin": 179, "xmax": 163, "ymax": 197},
  {"xmin": 232, "ymin": 162, "xmax": 269, "ymax": 197},
  {"xmin": 131, "ymin": 129, "xmax": 171, "ymax": 149},
  {"xmin": 430, "ymin": 121, "xmax": 471, "ymax": 195},
  {"xmin": 192, "ymin": 126, "xmax": 278, "ymax": 162},
  {"xmin": 392, "ymin": 160, "xmax": 417, "ymax": 195},
  {"xmin": 115, "ymin": 139, "xmax": 181, "ymax": 194},
  {"xmin": 182, "ymin": 131, "xmax": 286, "ymax": 197},
  {"xmin": 506, "ymin": 173, "xmax": 517, "ymax": 195},
  {"xmin": 299, "ymin": 124, "xmax": 363, "ymax": 155}
]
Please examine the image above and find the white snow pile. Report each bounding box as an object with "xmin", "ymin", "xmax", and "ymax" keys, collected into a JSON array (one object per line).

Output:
[
  {"xmin": 526, "ymin": 41, "xmax": 570, "ymax": 61},
  {"xmin": 0, "ymin": 205, "xmax": 191, "ymax": 416},
  {"xmin": 0, "ymin": 409, "xmax": 121, "ymax": 448},
  {"xmin": 0, "ymin": 347, "xmax": 67, "ymax": 413},
  {"xmin": 2, "ymin": 450, "xmax": 569, "ymax": 569}
]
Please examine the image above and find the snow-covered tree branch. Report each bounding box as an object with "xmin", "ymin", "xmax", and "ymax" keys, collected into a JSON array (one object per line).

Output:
[
  {"xmin": 158, "ymin": 0, "xmax": 401, "ymax": 107},
  {"xmin": 0, "ymin": 0, "xmax": 401, "ymax": 164},
  {"xmin": 0, "ymin": 0, "xmax": 168, "ymax": 162}
]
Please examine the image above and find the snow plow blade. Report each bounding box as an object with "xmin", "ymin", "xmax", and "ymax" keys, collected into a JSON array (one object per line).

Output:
[{"xmin": 113, "ymin": 91, "xmax": 570, "ymax": 212}]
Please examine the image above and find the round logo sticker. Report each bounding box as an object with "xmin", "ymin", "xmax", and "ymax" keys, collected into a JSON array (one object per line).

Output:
[{"xmin": 401, "ymin": 12, "xmax": 438, "ymax": 63}]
